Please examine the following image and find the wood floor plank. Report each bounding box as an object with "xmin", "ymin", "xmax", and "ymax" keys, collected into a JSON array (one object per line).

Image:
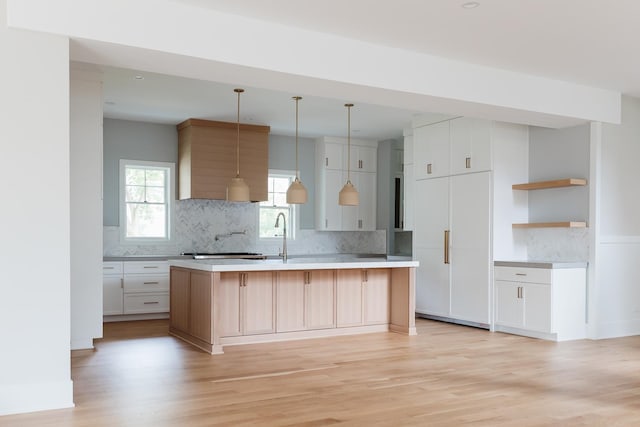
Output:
[{"xmin": 2, "ymin": 319, "xmax": 640, "ymax": 426}]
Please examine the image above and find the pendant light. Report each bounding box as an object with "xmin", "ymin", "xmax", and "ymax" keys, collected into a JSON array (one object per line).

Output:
[
  {"xmin": 339, "ymin": 103, "xmax": 359, "ymax": 206},
  {"xmin": 286, "ymin": 96, "xmax": 308, "ymax": 204},
  {"xmin": 226, "ymin": 88, "xmax": 251, "ymax": 202}
]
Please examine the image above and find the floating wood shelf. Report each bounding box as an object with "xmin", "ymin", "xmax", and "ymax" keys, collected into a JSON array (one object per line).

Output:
[
  {"xmin": 512, "ymin": 178, "xmax": 587, "ymax": 191},
  {"xmin": 512, "ymin": 221, "xmax": 587, "ymax": 229}
]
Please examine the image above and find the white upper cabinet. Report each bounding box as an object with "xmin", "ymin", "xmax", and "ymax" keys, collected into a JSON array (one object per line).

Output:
[
  {"xmin": 322, "ymin": 141, "xmax": 344, "ymax": 170},
  {"xmin": 348, "ymin": 145, "xmax": 377, "ymax": 173},
  {"xmin": 413, "ymin": 121, "xmax": 450, "ymax": 179},
  {"xmin": 450, "ymin": 117, "xmax": 492, "ymax": 175},
  {"xmin": 316, "ymin": 137, "xmax": 378, "ymax": 231}
]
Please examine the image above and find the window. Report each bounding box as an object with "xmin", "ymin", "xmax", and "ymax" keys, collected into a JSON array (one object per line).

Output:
[
  {"xmin": 259, "ymin": 171, "xmax": 297, "ymax": 239},
  {"xmin": 120, "ymin": 159, "xmax": 174, "ymax": 242}
]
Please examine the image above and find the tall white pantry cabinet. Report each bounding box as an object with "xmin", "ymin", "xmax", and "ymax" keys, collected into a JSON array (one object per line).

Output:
[{"xmin": 410, "ymin": 117, "xmax": 528, "ymax": 327}]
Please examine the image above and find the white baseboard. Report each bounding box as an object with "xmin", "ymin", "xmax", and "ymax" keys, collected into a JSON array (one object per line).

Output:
[{"xmin": 0, "ymin": 380, "xmax": 74, "ymax": 416}]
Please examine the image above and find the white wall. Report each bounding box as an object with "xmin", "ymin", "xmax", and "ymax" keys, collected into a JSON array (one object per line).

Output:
[
  {"xmin": 70, "ymin": 65, "xmax": 104, "ymax": 350},
  {"xmin": 590, "ymin": 96, "xmax": 640, "ymax": 339},
  {"xmin": 492, "ymin": 122, "xmax": 529, "ymax": 261},
  {"xmin": 7, "ymin": 0, "xmax": 620, "ymax": 128},
  {"xmin": 0, "ymin": 0, "xmax": 73, "ymax": 415}
]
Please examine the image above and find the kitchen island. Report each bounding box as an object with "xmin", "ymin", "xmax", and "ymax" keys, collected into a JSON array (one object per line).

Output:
[{"xmin": 168, "ymin": 257, "xmax": 418, "ymax": 354}]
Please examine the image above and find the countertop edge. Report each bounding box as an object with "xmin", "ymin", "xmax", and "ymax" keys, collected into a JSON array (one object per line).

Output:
[
  {"xmin": 494, "ymin": 260, "xmax": 588, "ymax": 269},
  {"xmin": 169, "ymin": 259, "xmax": 419, "ymax": 272}
]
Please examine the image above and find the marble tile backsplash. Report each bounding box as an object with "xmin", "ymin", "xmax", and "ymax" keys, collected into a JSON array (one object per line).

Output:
[
  {"xmin": 104, "ymin": 199, "xmax": 386, "ymax": 257},
  {"xmin": 525, "ymin": 227, "xmax": 590, "ymax": 261}
]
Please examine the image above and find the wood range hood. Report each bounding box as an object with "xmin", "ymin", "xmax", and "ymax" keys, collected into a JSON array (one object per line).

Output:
[{"xmin": 177, "ymin": 118, "xmax": 270, "ymax": 202}]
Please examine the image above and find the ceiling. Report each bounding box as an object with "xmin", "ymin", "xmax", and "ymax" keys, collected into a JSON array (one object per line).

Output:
[{"xmin": 102, "ymin": 0, "xmax": 640, "ymax": 139}]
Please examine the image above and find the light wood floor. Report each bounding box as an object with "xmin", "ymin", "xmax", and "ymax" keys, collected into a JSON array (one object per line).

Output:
[{"xmin": 3, "ymin": 319, "xmax": 640, "ymax": 426}]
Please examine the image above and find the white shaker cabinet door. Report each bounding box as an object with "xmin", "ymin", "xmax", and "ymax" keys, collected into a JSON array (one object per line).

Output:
[
  {"xmin": 449, "ymin": 172, "xmax": 491, "ymax": 324},
  {"xmin": 413, "ymin": 121, "xmax": 450, "ymax": 180},
  {"xmin": 413, "ymin": 177, "xmax": 450, "ymax": 317},
  {"xmin": 103, "ymin": 276, "xmax": 123, "ymax": 315},
  {"xmin": 450, "ymin": 117, "xmax": 492, "ymax": 175}
]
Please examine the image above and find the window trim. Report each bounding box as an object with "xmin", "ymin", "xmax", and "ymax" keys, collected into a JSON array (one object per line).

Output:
[
  {"xmin": 258, "ymin": 169, "xmax": 299, "ymax": 241},
  {"xmin": 119, "ymin": 159, "xmax": 175, "ymax": 244}
]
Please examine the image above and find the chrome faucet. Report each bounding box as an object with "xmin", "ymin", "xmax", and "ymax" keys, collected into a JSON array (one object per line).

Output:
[{"xmin": 274, "ymin": 212, "xmax": 287, "ymax": 262}]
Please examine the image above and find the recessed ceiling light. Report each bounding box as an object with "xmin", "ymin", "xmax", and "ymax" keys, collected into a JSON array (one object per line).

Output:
[
  {"xmin": 134, "ymin": 75, "xmax": 144, "ymax": 80},
  {"xmin": 462, "ymin": 2, "xmax": 480, "ymax": 9}
]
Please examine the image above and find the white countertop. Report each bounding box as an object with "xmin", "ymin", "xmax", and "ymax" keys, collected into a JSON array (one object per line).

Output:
[{"xmin": 169, "ymin": 257, "xmax": 419, "ymax": 272}]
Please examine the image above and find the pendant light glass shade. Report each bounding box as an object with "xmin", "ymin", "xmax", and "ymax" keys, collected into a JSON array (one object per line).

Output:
[
  {"xmin": 227, "ymin": 88, "xmax": 251, "ymax": 202},
  {"xmin": 286, "ymin": 96, "xmax": 308, "ymax": 204},
  {"xmin": 339, "ymin": 103, "xmax": 359, "ymax": 206}
]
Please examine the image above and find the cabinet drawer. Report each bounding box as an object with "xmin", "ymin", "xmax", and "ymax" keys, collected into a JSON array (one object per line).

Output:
[
  {"xmin": 494, "ymin": 266, "xmax": 551, "ymax": 284},
  {"xmin": 123, "ymin": 293, "xmax": 169, "ymax": 314},
  {"xmin": 124, "ymin": 276, "xmax": 169, "ymax": 293},
  {"xmin": 123, "ymin": 261, "xmax": 169, "ymax": 274},
  {"xmin": 103, "ymin": 262, "xmax": 123, "ymax": 276}
]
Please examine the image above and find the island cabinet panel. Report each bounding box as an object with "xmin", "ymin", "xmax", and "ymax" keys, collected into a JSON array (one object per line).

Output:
[
  {"xmin": 169, "ymin": 268, "xmax": 190, "ymax": 333},
  {"xmin": 336, "ymin": 270, "xmax": 364, "ymax": 327},
  {"xmin": 305, "ymin": 270, "xmax": 336, "ymax": 330},
  {"xmin": 189, "ymin": 271, "xmax": 214, "ymax": 342},
  {"xmin": 276, "ymin": 271, "xmax": 306, "ymax": 332},
  {"xmin": 219, "ymin": 271, "xmax": 275, "ymax": 337},
  {"xmin": 277, "ymin": 270, "xmax": 335, "ymax": 332},
  {"xmin": 337, "ymin": 269, "xmax": 390, "ymax": 327},
  {"xmin": 218, "ymin": 273, "xmax": 243, "ymax": 337},
  {"xmin": 244, "ymin": 271, "xmax": 276, "ymax": 335},
  {"xmin": 363, "ymin": 269, "xmax": 390, "ymax": 325}
]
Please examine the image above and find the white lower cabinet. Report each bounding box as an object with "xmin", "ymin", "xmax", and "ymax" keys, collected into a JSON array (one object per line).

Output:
[
  {"xmin": 103, "ymin": 262, "xmax": 124, "ymax": 315},
  {"xmin": 103, "ymin": 260, "xmax": 170, "ymax": 318},
  {"xmin": 494, "ymin": 265, "xmax": 586, "ymax": 341}
]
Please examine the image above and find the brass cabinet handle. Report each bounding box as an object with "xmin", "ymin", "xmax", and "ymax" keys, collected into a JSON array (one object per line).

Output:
[{"xmin": 444, "ymin": 230, "xmax": 450, "ymax": 264}]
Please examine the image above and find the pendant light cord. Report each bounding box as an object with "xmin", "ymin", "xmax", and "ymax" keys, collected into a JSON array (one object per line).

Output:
[
  {"xmin": 346, "ymin": 103, "xmax": 353, "ymax": 183},
  {"xmin": 234, "ymin": 88, "xmax": 244, "ymax": 178},
  {"xmin": 295, "ymin": 96, "xmax": 300, "ymax": 180}
]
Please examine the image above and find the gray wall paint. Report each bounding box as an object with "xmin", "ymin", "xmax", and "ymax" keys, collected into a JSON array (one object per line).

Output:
[
  {"xmin": 528, "ymin": 124, "xmax": 590, "ymax": 223},
  {"xmin": 103, "ymin": 119, "xmax": 178, "ymax": 226},
  {"xmin": 267, "ymin": 134, "xmax": 316, "ymax": 229}
]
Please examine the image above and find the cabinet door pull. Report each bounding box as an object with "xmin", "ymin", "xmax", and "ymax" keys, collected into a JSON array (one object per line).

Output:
[
  {"xmin": 104, "ymin": 266, "xmax": 114, "ymax": 270},
  {"xmin": 427, "ymin": 163, "xmax": 432, "ymax": 174},
  {"xmin": 120, "ymin": 278, "xmax": 123, "ymax": 289},
  {"xmin": 326, "ymin": 157, "xmax": 329, "ymax": 167},
  {"xmin": 515, "ymin": 273, "xmax": 527, "ymax": 276},
  {"xmin": 143, "ymin": 281, "xmax": 159, "ymax": 285},
  {"xmin": 325, "ymin": 219, "xmax": 328, "ymax": 228},
  {"xmin": 444, "ymin": 230, "xmax": 450, "ymax": 264},
  {"xmin": 363, "ymin": 270, "xmax": 368, "ymax": 282},
  {"xmin": 358, "ymin": 219, "xmax": 363, "ymax": 229},
  {"xmin": 465, "ymin": 157, "xmax": 471, "ymax": 169},
  {"xmin": 143, "ymin": 301, "xmax": 159, "ymax": 305},
  {"xmin": 143, "ymin": 266, "xmax": 159, "ymax": 269}
]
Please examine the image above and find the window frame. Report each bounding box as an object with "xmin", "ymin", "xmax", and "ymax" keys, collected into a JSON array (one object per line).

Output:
[
  {"xmin": 119, "ymin": 159, "xmax": 175, "ymax": 244},
  {"xmin": 258, "ymin": 170, "xmax": 299, "ymax": 241}
]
